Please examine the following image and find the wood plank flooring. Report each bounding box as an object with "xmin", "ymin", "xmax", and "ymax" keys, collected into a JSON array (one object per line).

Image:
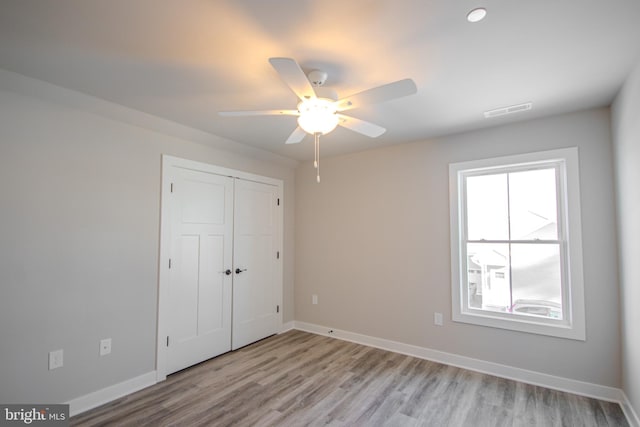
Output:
[{"xmin": 70, "ymin": 330, "xmax": 628, "ymax": 426}]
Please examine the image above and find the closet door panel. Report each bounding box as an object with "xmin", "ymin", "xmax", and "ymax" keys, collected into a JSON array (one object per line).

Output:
[
  {"xmin": 232, "ymin": 179, "xmax": 279, "ymax": 349},
  {"xmin": 166, "ymin": 169, "xmax": 233, "ymax": 375}
]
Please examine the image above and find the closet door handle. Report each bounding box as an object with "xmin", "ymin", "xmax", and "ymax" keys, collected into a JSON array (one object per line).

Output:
[
  {"xmin": 224, "ymin": 269, "xmax": 232, "ymax": 276},
  {"xmin": 235, "ymin": 268, "xmax": 247, "ymax": 274}
]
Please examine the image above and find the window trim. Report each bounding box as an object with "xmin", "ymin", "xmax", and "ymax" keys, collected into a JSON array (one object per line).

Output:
[{"xmin": 449, "ymin": 148, "xmax": 586, "ymax": 340}]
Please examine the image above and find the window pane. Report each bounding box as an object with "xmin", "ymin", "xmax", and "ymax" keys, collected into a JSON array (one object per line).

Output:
[
  {"xmin": 509, "ymin": 168, "xmax": 558, "ymax": 240},
  {"xmin": 510, "ymin": 243, "xmax": 562, "ymax": 319},
  {"xmin": 466, "ymin": 174, "xmax": 509, "ymax": 240},
  {"xmin": 466, "ymin": 243, "xmax": 510, "ymax": 312}
]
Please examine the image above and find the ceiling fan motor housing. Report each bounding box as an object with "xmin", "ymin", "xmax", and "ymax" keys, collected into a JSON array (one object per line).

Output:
[{"xmin": 308, "ymin": 69, "xmax": 328, "ymax": 86}]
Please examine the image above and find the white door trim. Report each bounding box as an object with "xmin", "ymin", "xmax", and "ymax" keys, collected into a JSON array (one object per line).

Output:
[{"xmin": 156, "ymin": 155, "xmax": 283, "ymax": 382}]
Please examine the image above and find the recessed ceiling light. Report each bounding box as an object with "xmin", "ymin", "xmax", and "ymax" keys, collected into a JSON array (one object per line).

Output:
[{"xmin": 467, "ymin": 8, "xmax": 487, "ymax": 23}]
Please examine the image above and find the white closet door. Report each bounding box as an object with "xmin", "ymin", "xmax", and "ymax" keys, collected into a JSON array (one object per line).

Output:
[
  {"xmin": 232, "ymin": 179, "xmax": 280, "ymax": 349},
  {"xmin": 166, "ymin": 168, "xmax": 233, "ymax": 374}
]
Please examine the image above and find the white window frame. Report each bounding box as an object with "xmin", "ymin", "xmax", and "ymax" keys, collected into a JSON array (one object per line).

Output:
[{"xmin": 449, "ymin": 148, "xmax": 586, "ymax": 340}]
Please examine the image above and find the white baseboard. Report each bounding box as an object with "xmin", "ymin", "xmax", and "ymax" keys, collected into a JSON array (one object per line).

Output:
[
  {"xmin": 293, "ymin": 321, "xmax": 624, "ymax": 403},
  {"xmin": 67, "ymin": 371, "xmax": 157, "ymax": 417},
  {"xmin": 280, "ymin": 321, "xmax": 295, "ymax": 333},
  {"xmin": 622, "ymin": 392, "xmax": 640, "ymax": 427}
]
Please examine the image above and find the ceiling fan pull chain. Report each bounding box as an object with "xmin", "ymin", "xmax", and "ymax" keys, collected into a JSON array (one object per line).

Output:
[
  {"xmin": 316, "ymin": 134, "xmax": 321, "ymax": 183},
  {"xmin": 314, "ymin": 132, "xmax": 318, "ymax": 169}
]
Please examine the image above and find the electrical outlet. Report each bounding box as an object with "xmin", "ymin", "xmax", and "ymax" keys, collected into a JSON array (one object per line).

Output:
[
  {"xmin": 49, "ymin": 349, "xmax": 63, "ymax": 370},
  {"xmin": 100, "ymin": 338, "xmax": 112, "ymax": 356},
  {"xmin": 312, "ymin": 294, "xmax": 318, "ymax": 305},
  {"xmin": 434, "ymin": 312, "xmax": 443, "ymax": 326}
]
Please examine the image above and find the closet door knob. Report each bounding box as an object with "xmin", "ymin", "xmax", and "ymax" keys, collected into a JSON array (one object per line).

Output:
[
  {"xmin": 224, "ymin": 269, "xmax": 232, "ymax": 276},
  {"xmin": 235, "ymin": 268, "xmax": 247, "ymax": 274}
]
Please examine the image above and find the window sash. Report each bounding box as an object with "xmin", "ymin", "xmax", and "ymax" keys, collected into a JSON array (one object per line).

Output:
[
  {"xmin": 459, "ymin": 163, "xmax": 570, "ymax": 325},
  {"xmin": 461, "ymin": 241, "xmax": 566, "ymax": 321}
]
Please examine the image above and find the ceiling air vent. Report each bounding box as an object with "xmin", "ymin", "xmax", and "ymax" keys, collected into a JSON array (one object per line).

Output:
[{"xmin": 484, "ymin": 102, "xmax": 532, "ymax": 118}]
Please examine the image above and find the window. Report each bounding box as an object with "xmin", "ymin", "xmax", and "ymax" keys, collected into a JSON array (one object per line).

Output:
[{"xmin": 449, "ymin": 148, "xmax": 585, "ymax": 340}]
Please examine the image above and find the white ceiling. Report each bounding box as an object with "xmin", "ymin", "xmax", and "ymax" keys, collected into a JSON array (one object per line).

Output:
[{"xmin": 1, "ymin": 0, "xmax": 639, "ymax": 161}]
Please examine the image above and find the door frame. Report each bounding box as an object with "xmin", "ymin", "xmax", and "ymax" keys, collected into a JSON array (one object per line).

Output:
[{"xmin": 156, "ymin": 155, "xmax": 283, "ymax": 382}]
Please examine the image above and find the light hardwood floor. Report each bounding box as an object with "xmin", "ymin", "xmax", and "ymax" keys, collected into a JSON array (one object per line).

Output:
[{"xmin": 71, "ymin": 330, "xmax": 628, "ymax": 426}]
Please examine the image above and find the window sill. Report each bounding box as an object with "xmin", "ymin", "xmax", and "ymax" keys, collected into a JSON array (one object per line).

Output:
[{"xmin": 453, "ymin": 310, "xmax": 585, "ymax": 341}]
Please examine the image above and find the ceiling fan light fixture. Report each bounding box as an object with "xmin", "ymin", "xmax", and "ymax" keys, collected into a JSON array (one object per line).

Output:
[{"xmin": 297, "ymin": 98, "xmax": 339, "ymax": 135}]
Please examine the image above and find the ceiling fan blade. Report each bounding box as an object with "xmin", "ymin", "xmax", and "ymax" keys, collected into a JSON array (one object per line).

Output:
[
  {"xmin": 335, "ymin": 78, "xmax": 417, "ymax": 112},
  {"xmin": 337, "ymin": 114, "xmax": 386, "ymax": 138},
  {"xmin": 219, "ymin": 109, "xmax": 299, "ymax": 117},
  {"xmin": 285, "ymin": 126, "xmax": 307, "ymax": 144},
  {"xmin": 269, "ymin": 57, "xmax": 317, "ymax": 102}
]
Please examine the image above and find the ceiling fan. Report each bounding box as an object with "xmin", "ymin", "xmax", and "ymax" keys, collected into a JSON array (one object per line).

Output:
[{"xmin": 219, "ymin": 57, "xmax": 417, "ymax": 181}]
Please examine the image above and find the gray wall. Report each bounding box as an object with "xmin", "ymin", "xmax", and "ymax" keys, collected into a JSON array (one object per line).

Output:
[
  {"xmin": 0, "ymin": 70, "xmax": 296, "ymax": 404},
  {"xmin": 612, "ymin": 61, "xmax": 640, "ymax": 416},
  {"xmin": 295, "ymin": 108, "xmax": 621, "ymax": 387}
]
